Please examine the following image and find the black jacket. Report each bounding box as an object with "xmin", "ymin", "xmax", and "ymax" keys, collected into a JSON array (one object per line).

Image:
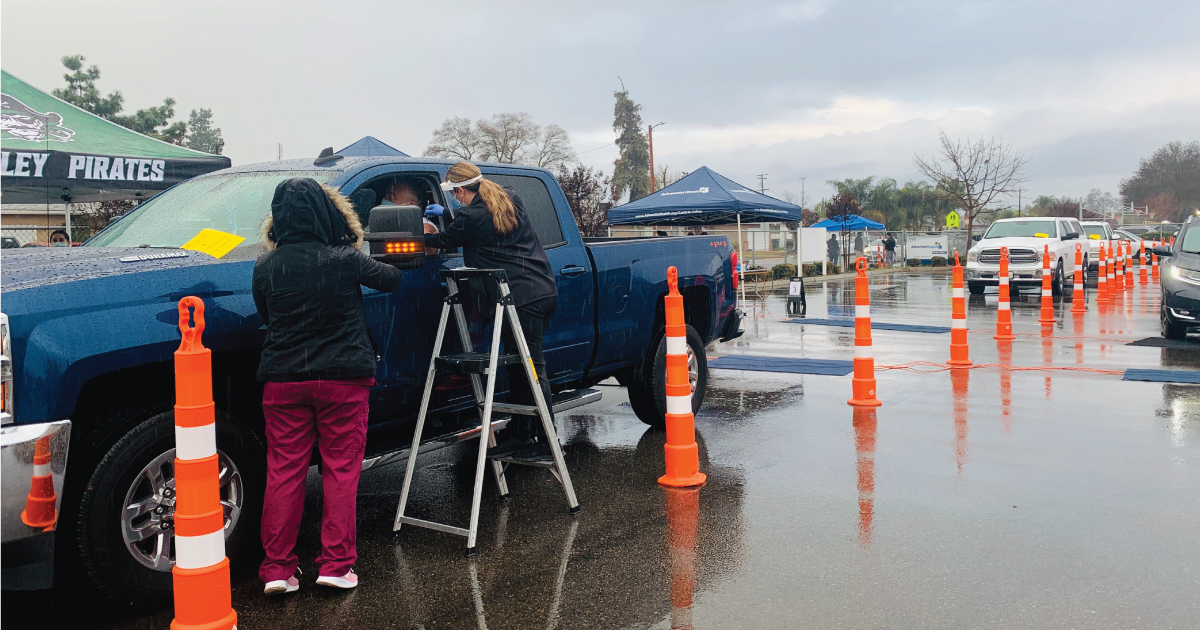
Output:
[
  {"xmin": 253, "ymin": 178, "xmax": 403, "ymax": 382},
  {"xmin": 425, "ymin": 188, "xmax": 557, "ymax": 307}
]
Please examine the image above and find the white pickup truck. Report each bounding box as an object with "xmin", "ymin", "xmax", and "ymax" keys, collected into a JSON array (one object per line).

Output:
[
  {"xmin": 1080, "ymin": 221, "xmax": 1113, "ymax": 280},
  {"xmin": 965, "ymin": 217, "xmax": 1087, "ymax": 295}
]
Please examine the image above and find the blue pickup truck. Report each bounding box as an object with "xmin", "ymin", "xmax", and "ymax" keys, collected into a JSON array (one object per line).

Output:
[{"xmin": 0, "ymin": 154, "xmax": 741, "ymax": 603}]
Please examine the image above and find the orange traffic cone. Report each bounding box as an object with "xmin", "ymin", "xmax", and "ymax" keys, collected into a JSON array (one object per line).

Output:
[
  {"xmin": 853, "ymin": 407, "xmax": 877, "ymax": 548},
  {"xmin": 171, "ymin": 297, "xmax": 237, "ymax": 630},
  {"xmin": 1097, "ymin": 242, "xmax": 1109, "ymax": 303},
  {"xmin": 1038, "ymin": 245, "xmax": 1056, "ymax": 323},
  {"xmin": 1107, "ymin": 241, "xmax": 1119, "ymax": 302},
  {"xmin": 1139, "ymin": 240, "xmax": 1148, "ymax": 285},
  {"xmin": 1124, "ymin": 241, "xmax": 1134, "ymax": 290},
  {"xmin": 1071, "ymin": 243, "xmax": 1086, "ymax": 313},
  {"xmin": 848, "ymin": 258, "xmax": 882, "ymax": 407},
  {"xmin": 1152, "ymin": 241, "xmax": 1160, "ymax": 281},
  {"xmin": 20, "ymin": 436, "xmax": 58, "ymax": 530},
  {"xmin": 664, "ymin": 487, "xmax": 700, "ymax": 630},
  {"xmin": 659, "ymin": 267, "xmax": 706, "ymax": 488},
  {"xmin": 948, "ymin": 252, "xmax": 972, "ymax": 366},
  {"xmin": 994, "ymin": 247, "xmax": 1016, "ymax": 340}
]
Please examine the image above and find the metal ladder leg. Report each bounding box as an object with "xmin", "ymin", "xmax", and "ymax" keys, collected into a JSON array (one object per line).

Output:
[
  {"xmin": 503, "ymin": 300, "xmax": 580, "ymax": 513},
  {"xmin": 466, "ymin": 302, "xmax": 506, "ymax": 555},
  {"xmin": 393, "ymin": 299, "xmax": 454, "ymax": 532},
  {"xmin": 447, "ymin": 279, "xmax": 509, "ymax": 499}
]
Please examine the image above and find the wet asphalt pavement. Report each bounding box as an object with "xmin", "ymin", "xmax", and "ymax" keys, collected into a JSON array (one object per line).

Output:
[{"xmin": 10, "ymin": 269, "xmax": 1200, "ymax": 628}]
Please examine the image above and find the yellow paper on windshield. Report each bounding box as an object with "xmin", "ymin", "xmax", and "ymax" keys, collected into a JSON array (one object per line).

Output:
[
  {"xmin": 181, "ymin": 229, "xmax": 245, "ymax": 259},
  {"xmin": 1089, "ymin": 234, "xmax": 1102, "ymax": 240},
  {"xmin": 1034, "ymin": 232, "xmax": 1049, "ymax": 238}
]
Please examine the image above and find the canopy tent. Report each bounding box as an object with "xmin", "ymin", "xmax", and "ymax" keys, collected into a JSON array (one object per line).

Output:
[
  {"xmin": 607, "ymin": 166, "xmax": 804, "ymax": 225},
  {"xmin": 338, "ymin": 135, "xmax": 408, "ymax": 157},
  {"xmin": 607, "ymin": 166, "xmax": 805, "ymax": 305},
  {"xmin": 1, "ymin": 69, "xmax": 230, "ymax": 205},
  {"xmin": 811, "ymin": 214, "xmax": 885, "ymax": 231}
]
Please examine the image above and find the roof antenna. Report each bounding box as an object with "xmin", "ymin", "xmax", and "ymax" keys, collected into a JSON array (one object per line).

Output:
[{"xmin": 314, "ymin": 147, "xmax": 344, "ymax": 167}]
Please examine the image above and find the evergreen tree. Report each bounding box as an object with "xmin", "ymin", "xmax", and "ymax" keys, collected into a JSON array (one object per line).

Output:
[
  {"xmin": 610, "ymin": 86, "xmax": 650, "ymax": 203},
  {"xmin": 52, "ymin": 55, "xmax": 124, "ymax": 120},
  {"xmin": 185, "ymin": 108, "xmax": 225, "ymax": 155}
]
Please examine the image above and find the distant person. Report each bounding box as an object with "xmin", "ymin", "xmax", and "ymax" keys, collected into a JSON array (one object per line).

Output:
[
  {"xmin": 827, "ymin": 234, "xmax": 840, "ymax": 266},
  {"xmin": 50, "ymin": 229, "xmax": 71, "ymax": 247},
  {"xmin": 854, "ymin": 231, "xmax": 865, "ymax": 255},
  {"xmin": 884, "ymin": 233, "xmax": 897, "ymax": 267},
  {"xmin": 253, "ymin": 177, "xmax": 403, "ymax": 595}
]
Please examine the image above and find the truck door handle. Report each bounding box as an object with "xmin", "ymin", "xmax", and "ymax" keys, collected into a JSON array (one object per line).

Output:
[{"xmin": 560, "ymin": 265, "xmax": 587, "ymax": 277}]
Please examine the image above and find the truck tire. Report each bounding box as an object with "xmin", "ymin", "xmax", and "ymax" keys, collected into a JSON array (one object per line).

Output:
[
  {"xmin": 968, "ymin": 281, "xmax": 986, "ymax": 295},
  {"xmin": 627, "ymin": 325, "xmax": 708, "ymax": 429},
  {"xmin": 1052, "ymin": 261, "xmax": 1065, "ymax": 296},
  {"xmin": 75, "ymin": 411, "xmax": 264, "ymax": 606}
]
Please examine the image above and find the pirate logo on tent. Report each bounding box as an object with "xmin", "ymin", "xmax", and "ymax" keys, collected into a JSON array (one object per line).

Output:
[{"xmin": 1, "ymin": 94, "xmax": 75, "ymax": 143}]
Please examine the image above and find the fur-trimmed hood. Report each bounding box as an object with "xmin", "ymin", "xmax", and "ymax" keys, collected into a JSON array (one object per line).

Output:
[{"xmin": 259, "ymin": 183, "xmax": 363, "ymax": 250}]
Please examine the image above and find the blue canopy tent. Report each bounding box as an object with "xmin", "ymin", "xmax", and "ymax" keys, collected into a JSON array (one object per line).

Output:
[
  {"xmin": 337, "ymin": 135, "xmax": 408, "ymax": 157},
  {"xmin": 810, "ymin": 214, "xmax": 885, "ymax": 231},
  {"xmin": 607, "ymin": 166, "xmax": 805, "ymax": 304}
]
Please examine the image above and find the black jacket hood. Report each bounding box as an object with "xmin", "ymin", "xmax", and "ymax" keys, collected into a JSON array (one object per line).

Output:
[{"xmin": 268, "ymin": 177, "xmax": 360, "ymax": 248}]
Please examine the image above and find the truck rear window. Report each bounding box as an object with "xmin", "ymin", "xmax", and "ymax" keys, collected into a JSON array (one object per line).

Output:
[
  {"xmin": 86, "ymin": 172, "xmax": 331, "ymax": 249},
  {"xmin": 1083, "ymin": 225, "xmax": 1108, "ymax": 238}
]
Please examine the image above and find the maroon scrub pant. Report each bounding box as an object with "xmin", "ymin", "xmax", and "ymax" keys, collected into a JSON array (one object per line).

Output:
[{"xmin": 259, "ymin": 378, "xmax": 372, "ymax": 583}]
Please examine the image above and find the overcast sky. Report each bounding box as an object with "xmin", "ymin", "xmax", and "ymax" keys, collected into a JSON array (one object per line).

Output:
[{"xmin": 4, "ymin": 0, "xmax": 1198, "ymax": 204}]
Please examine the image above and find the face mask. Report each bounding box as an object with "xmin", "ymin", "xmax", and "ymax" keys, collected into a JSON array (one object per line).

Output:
[{"xmin": 52, "ymin": 241, "xmax": 69, "ymax": 247}]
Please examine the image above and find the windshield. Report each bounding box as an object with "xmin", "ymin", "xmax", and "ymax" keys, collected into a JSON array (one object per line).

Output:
[
  {"xmin": 87, "ymin": 171, "xmax": 333, "ymax": 248},
  {"xmin": 1083, "ymin": 225, "xmax": 1108, "ymax": 239},
  {"xmin": 1181, "ymin": 226, "xmax": 1200, "ymax": 254},
  {"xmin": 983, "ymin": 220, "xmax": 1058, "ymax": 239}
]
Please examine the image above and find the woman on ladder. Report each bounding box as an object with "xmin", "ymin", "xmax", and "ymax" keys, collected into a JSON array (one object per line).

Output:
[{"xmin": 425, "ymin": 162, "xmax": 559, "ymax": 461}]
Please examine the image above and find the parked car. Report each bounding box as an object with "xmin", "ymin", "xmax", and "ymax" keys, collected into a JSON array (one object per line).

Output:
[
  {"xmin": 0, "ymin": 154, "xmax": 743, "ymax": 603},
  {"xmin": 1080, "ymin": 221, "xmax": 1113, "ymax": 279},
  {"xmin": 1156, "ymin": 217, "xmax": 1200, "ymax": 339},
  {"xmin": 964, "ymin": 217, "xmax": 1086, "ymax": 295}
]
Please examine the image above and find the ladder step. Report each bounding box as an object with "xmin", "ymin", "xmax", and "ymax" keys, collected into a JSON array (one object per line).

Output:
[
  {"xmin": 435, "ymin": 352, "xmax": 522, "ymax": 374},
  {"xmin": 490, "ymin": 388, "xmax": 604, "ymax": 416},
  {"xmin": 395, "ymin": 515, "xmax": 470, "ymax": 537}
]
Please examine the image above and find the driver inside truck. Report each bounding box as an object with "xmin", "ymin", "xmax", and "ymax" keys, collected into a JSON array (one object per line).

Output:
[{"xmin": 380, "ymin": 177, "xmax": 440, "ymax": 254}]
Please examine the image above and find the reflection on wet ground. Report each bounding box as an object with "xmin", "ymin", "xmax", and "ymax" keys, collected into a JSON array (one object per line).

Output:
[{"xmin": 9, "ymin": 271, "xmax": 1200, "ymax": 628}]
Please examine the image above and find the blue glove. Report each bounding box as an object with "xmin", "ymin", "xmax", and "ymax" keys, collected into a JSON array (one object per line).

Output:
[{"xmin": 425, "ymin": 204, "xmax": 444, "ymax": 218}]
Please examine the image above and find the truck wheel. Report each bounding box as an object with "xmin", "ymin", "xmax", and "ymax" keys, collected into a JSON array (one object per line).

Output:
[
  {"xmin": 76, "ymin": 411, "xmax": 264, "ymax": 606},
  {"xmin": 627, "ymin": 325, "xmax": 708, "ymax": 429},
  {"xmin": 968, "ymin": 281, "xmax": 986, "ymax": 295},
  {"xmin": 1051, "ymin": 261, "xmax": 1065, "ymax": 296}
]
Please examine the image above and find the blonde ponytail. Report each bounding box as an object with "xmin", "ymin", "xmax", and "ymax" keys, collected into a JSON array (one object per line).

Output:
[{"xmin": 446, "ymin": 161, "xmax": 517, "ymax": 236}]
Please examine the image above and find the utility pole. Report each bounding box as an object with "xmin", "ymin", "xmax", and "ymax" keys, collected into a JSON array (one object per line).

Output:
[
  {"xmin": 1017, "ymin": 188, "xmax": 1022, "ymax": 218},
  {"xmin": 757, "ymin": 174, "xmax": 768, "ymax": 194},
  {"xmin": 648, "ymin": 122, "xmax": 665, "ymax": 192},
  {"xmin": 277, "ymin": 143, "xmax": 283, "ymax": 161},
  {"xmin": 800, "ymin": 177, "xmax": 807, "ymax": 208}
]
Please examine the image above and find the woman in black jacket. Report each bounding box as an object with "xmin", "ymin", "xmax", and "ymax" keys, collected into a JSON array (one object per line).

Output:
[
  {"xmin": 425, "ymin": 162, "xmax": 558, "ymax": 460},
  {"xmin": 252, "ymin": 177, "xmax": 402, "ymax": 595}
]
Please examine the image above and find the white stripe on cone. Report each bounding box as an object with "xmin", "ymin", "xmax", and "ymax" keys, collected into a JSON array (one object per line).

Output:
[
  {"xmin": 33, "ymin": 463, "xmax": 50, "ymax": 477},
  {"xmin": 952, "ymin": 287, "xmax": 964, "ymax": 299},
  {"xmin": 856, "ymin": 305, "xmax": 870, "ymax": 319},
  {"xmin": 666, "ymin": 394, "xmax": 692, "ymax": 414},
  {"xmin": 666, "ymin": 336, "xmax": 687, "ymax": 356},
  {"xmin": 175, "ymin": 424, "xmax": 217, "ymax": 461},
  {"xmin": 854, "ymin": 345, "xmax": 872, "ymax": 359},
  {"xmin": 999, "ymin": 277, "xmax": 1009, "ymax": 285},
  {"xmin": 175, "ymin": 529, "xmax": 226, "ymax": 570},
  {"xmin": 999, "ymin": 302, "xmax": 1010, "ymax": 311},
  {"xmin": 951, "ymin": 319, "xmax": 966, "ymax": 329},
  {"xmin": 1042, "ymin": 289, "xmax": 1052, "ymax": 297}
]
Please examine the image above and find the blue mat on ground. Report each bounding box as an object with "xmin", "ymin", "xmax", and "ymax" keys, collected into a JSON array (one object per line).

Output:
[
  {"xmin": 709, "ymin": 355, "xmax": 854, "ymax": 376},
  {"xmin": 787, "ymin": 318, "xmax": 951, "ymax": 334},
  {"xmin": 1122, "ymin": 369, "xmax": 1200, "ymax": 384}
]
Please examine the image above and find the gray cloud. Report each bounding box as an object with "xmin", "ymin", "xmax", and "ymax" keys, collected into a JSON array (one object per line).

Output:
[{"xmin": 3, "ymin": 0, "xmax": 1196, "ymax": 200}]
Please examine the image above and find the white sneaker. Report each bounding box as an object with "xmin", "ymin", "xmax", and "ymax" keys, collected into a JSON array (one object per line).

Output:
[
  {"xmin": 264, "ymin": 573, "xmax": 300, "ymax": 595},
  {"xmin": 315, "ymin": 569, "xmax": 358, "ymax": 589}
]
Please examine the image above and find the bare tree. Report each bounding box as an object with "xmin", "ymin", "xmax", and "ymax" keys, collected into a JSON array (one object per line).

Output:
[
  {"xmin": 557, "ymin": 163, "xmax": 611, "ymax": 237},
  {"xmin": 71, "ymin": 199, "xmax": 137, "ymax": 240},
  {"xmin": 529, "ymin": 123, "xmax": 574, "ymax": 170},
  {"xmin": 424, "ymin": 116, "xmax": 480, "ymax": 160},
  {"xmin": 477, "ymin": 112, "xmax": 539, "ymax": 163},
  {"xmin": 913, "ymin": 130, "xmax": 1029, "ymax": 242}
]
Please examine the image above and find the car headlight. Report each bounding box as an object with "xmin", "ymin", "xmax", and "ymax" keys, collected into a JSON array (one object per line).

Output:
[
  {"xmin": 966, "ymin": 249, "xmax": 980, "ymax": 262},
  {"xmin": 1170, "ymin": 266, "xmax": 1200, "ymax": 286}
]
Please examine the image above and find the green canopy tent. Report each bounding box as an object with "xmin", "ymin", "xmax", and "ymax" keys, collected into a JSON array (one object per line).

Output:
[{"xmin": 1, "ymin": 69, "xmax": 230, "ymax": 206}]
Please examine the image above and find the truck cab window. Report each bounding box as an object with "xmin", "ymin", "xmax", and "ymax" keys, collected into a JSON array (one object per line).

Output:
[
  {"xmin": 487, "ymin": 174, "xmax": 566, "ymax": 248},
  {"xmin": 350, "ymin": 173, "xmax": 455, "ymax": 254}
]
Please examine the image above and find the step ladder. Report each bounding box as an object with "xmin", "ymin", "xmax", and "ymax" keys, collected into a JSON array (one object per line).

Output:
[{"xmin": 393, "ymin": 268, "xmax": 580, "ymax": 556}]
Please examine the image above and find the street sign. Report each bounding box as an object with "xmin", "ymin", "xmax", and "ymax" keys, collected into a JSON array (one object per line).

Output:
[{"xmin": 945, "ymin": 211, "xmax": 961, "ymax": 229}]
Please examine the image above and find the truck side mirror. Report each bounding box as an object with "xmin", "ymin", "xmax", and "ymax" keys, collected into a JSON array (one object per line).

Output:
[
  {"xmin": 1153, "ymin": 245, "xmax": 1173, "ymax": 257},
  {"xmin": 364, "ymin": 205, "xmax": 426, "ymax": 269}
]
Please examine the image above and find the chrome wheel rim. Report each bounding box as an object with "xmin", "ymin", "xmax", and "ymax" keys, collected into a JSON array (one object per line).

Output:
[
  {"xmin": 687, "ymin": 344, "xmax": 699, "ymax": 394},
  {"xmin": 120, "ymin": 448, "xmax": 242, "ymax": 572}
]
